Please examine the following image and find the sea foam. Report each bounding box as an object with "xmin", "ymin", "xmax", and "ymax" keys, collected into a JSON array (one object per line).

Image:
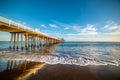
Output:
[{"xmin": 4, "ymin": 52, "xmax": 119, "ymax": 66}]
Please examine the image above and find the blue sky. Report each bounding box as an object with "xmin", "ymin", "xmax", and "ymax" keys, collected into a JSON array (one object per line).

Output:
[{"xmin": 0, "ymin": 0, "xmax": 120, "ymax": 41}]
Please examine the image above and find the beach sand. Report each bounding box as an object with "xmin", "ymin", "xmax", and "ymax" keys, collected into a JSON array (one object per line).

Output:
[
  {"xmin": 27, "ymin": 64, "xmax": 120, "ymax": 80},
  {"xmin": 0, "ymin": 61, "xmax": 120, "ymax": 80}
]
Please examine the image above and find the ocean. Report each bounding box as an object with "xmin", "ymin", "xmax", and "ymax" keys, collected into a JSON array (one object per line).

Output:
[{"xmin": 0, "ymin": 41, "xmax": 120, "ymax": 80}]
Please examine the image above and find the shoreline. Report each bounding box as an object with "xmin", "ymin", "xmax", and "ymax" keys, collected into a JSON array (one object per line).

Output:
[{"xmin": 0, "ymin": 60, "xmax": 120, "ymax": 80}]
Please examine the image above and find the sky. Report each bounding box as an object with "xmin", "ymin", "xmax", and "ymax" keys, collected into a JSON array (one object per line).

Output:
[{"xmin": 0, "ymin": 0, "xmax": 120, "ymax": 42}]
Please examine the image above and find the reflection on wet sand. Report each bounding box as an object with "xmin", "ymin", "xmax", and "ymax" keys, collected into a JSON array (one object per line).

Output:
[
  {"xmin": 1, "ymin": 43, "xmax": 120, "ymax": 80},
  {"xmin": 0, "ymin": 60, "xmax": 45, "ymax": 80},
  {"xmin": 1, "ymin": 60, "xmax": 120, "ymax": 80},
  {"xmin": 27, "ymin": 64, "xmax": 120, "ymax": 80},
  {"xmin": 0, "ymin": 44, "xmax": 58, "ymax": 80}
]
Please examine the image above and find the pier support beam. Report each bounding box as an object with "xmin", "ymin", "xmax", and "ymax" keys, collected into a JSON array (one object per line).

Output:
[
  {"xmin": 25, "ymin": 34, "xmax": 28, "ymax": 50},
  {"xmin": 31, "ymin": 36, "xmax": 33, "ymax": 47},
  {"xmin": 33, "ymin": 36, "xmax": 36, "ymax": 47},
  {"xmin": 21, "ymin": 34, "xmax": 23, "ymax": 49},
  {"xmin": 49, "ymin": 39, "xmax": 52, "ymax": 45},
  {"xmin": 9, "ymin": 33, "xmax": 61, "ymax": 50},
  {"xmin": 42, "ymin": 37, "xmax": 45, "ymax": 46},
  {"xmin": 39, "ymin": 37, "xmax": 41, "ymax": 47},
  {"xmin": 37, "ymin": 37, "xmax": 40, "ymax": 48},
  {"xmin": 47, "ymin": 38, "xmax": 48, "ymax": 45},
  {"xmin": 13, "ymin": 33, "xmax": 16, "ymax": 49},
  {"xmin": 10, "ymin": 33, "xmax": 13, "ymax": 49},
  {"xmin": 28, "ymin": 36, "xmax": 30, "ymax": 48},
  {"xmin": 16, "ymin": 33, "xmax": 19, "ymax": 49},
  {"xmin": 46, "ymin": 38, "xmax": 48, "ymax": 46}
]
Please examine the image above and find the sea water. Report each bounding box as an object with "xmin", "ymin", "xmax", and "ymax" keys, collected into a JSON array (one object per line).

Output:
[{"xmin": 0, "ymin": 41, "xmax": 120, "ymax": 71}]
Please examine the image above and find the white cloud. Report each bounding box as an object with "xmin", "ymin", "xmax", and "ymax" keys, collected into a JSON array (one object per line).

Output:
[
  {"xmin": 81, "ymin": 24, "xmax": 98, "ymax": 35},
  {"xmin": 52, "ymin": 20, "xmax": 71, "ymax": 27},
  {"xmin": 65, "ymin": 37, "xmax": 120, "ymax": 42},
  {"xmin": 52, "ymin": 20, "xmax": 72, "ymax": 29},
  {"xmin": 22, "ymin": 22, "xmax": 26, "ymax": 25},
  {"xmin": 104, "ymin": 22, "xmax": 120, "ymax": 30},
  {"xmin": 41, "ymin": 30, "xmax": 61, "ymax": 37},
  {"xmin": 49, "ymin": 24, "xmax": 58, "ymax": 28},
  {"xmin": 73, "ymin": 25, "xmax": 81, "ymax": 32},
  {"xmin": 103, "ymin": 21, "xmax": 120, "ymax": 35},
  {"xmin": 52, "ymin": 21, "xmax": 98, "ymax": 35},
  {"xmin": 104, "ymin": 31, "xmax": 120, "ymax": 36},
  {"xmin": 71, "ymin": 24, "xmax": 98, "ymax": 35},
  {"xmin": 52, "ymin": 20, "xmax": 120, "ymax": 41},
  {"xmin": 41, "ymin": 24, "xmax": 46, "ymax": 28},
  {"xmin": 67, "ymin": 33, "xmax": 76, "ymax": 36},
  {"xmin": 47, "ymin": 32, "xmax": 61, "ymax": 36},
  {"xmin": 104, "ymin": 25, "xmax": 119, "ymax": 30},
  {"xmin": 35, "ymin": 28, "xmax": 40, "ymax": 33},
  {"xmin": 64, "ymin": 27, "xmax": 69, "ymax": 30},
  {"xmin": 109, "ymin": 32, "xmax": 120, "ymax": 35}
]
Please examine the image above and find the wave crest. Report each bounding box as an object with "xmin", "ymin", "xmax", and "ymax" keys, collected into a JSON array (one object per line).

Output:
[{"xmin": 5, "ymin": 54, "xmax": 119, "ymax": 66}]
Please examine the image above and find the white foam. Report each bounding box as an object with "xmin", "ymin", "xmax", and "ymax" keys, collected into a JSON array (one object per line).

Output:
[{"xmin": 4, "ymin": 53, "xmax": 119, "ymax": 66}]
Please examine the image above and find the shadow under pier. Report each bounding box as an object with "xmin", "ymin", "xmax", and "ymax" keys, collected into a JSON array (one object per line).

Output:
[{"xmin": 0, "ymin": 60, "xmax": 45, "ymax": 80}]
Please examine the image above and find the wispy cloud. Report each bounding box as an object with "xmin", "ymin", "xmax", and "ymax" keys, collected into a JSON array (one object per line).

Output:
[
  {"xmin": 40, "ymin": 24, "xmax": 46, "ymax": 28},
  {"xmin": 104, "ymin": 21, "xmax": 119, "ymax": 30},
  {"xmin": 52, "ymin": 20, "xmax": 72, "ymax": 29},
  {"xmin": 53, "ymin": 20, "xmax": 98, "ymax": 35},
  {"xmin": 40, "ymin": 30, "xmax": 62, "ymax": 37},
  {"xmin": 104, "ymin": 25, "xmax": 119, "ymax": 30},
  {"xmin": 103, "ymin": 21, "xmax": 120, "ymax": 35},
  {"xmin": 81, "ymin": 24, "xmax": 98, "ymax": 35},
  {"xmin": 51, "ymin": 20, "xmax": 120, "ymax": 41},
  {"xmin": 69, "ymin": 24, "xmax": 98, "ymax": 35},
  {"xmin": 105, "ymin": 31, "xmax": 120, "ymax": 36},
  {"xmin": 49, "ymin": 24, "xmax": 58, "ymax": 28},
  {"xmin": 22, "ymin": 22, "xmax": 26, "ymax": 25},
  {"xmin": 64, "ymin": 27, "xmax": 69, "ymax": 30},
  {"xmin": 65, "ymin": 37, "xmax": 120, "ymax": 42},
  {"xmin": 73, "ymin": 25, "xmax": 81, "ymax": 32}
]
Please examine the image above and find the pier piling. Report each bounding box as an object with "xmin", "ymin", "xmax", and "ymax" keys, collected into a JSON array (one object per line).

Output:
[{"xmin": 0, "ymin": 16, "xmax": 63, "ymax": 50}]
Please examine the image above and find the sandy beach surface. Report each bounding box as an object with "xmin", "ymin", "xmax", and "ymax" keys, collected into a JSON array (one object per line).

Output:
[
  {"xmin": 0, "ymin": 42, "xmax": 120, "ymax": 80},
  {"xmin": 26, "ymin": 64, "xmax": 120, "ymax": 80},
  {"xmin": 1, "ymin": 61, "xmax": 120, "ymax": 80}
]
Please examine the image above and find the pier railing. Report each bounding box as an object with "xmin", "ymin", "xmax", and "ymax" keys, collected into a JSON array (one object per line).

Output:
[
  {"xmin": 0, "ymin": 16, "xmax": 34, "ymax": 31},
  {"xmin": 0, "ymin": 16, "xmax": 60, "ymax": 40},
  {"xmin": 0, "ymin": 16, "xmax": 62, "ymax": 49}
]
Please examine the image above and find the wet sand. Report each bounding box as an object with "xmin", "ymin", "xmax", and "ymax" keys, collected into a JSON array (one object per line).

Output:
[
  {"xmin": 0, "ymin": 61, "xmax": 120, "ymax": 80},
  {"xmin": 27, "ymin": 64, "xmax": 120, "ymax": 80}
]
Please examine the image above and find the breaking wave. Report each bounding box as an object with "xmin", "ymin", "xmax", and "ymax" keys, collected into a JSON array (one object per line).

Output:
[{"xmin": 3, "ymin": 52, "xmax": 119, "ymax": 66}]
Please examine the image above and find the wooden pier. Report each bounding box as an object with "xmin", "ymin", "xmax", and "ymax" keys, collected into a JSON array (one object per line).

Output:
[{"xmin": 0, "ymin": 16, "xmax": 62, "ymax": 49}]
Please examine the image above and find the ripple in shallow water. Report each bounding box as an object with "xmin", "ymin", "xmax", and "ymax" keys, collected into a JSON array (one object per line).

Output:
[{"xmin": 2, "ymin": 52, "xmax": 119, "ymax": 66}]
